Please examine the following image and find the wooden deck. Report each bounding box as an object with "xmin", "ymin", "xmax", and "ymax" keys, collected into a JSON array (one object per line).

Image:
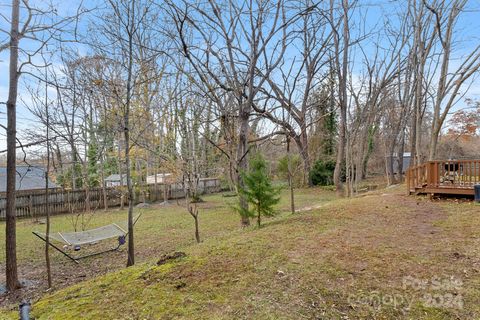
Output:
[{"xmin": 406, "ymin": 160, "xmax": 480, "ymax": 196}]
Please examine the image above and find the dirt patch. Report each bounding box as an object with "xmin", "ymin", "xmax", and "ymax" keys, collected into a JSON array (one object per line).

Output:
[
  {"xmin": 157, "ymin": 251, "xmax": 187, "ymax": 266},
  {"xmin": 295, "ymin": 203, "xmax": 325, "ymax": 213}
]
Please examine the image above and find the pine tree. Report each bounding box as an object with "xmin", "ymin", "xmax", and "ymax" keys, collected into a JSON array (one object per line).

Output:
[{"xmin": 238, "ymin": 154, "xmax": 281, "ymax": 227}]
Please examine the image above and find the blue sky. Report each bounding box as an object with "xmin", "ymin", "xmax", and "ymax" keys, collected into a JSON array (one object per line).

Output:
[
  {"xmin": 0, "ymin": 0, "xmax": 479, "ymax": 153},
  {"xmin": 0, "ymin": 0, "xmax": 97, "ymax": 153}
]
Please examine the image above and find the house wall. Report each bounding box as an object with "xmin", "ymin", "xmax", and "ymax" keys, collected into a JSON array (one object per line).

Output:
[{"xmin": 105, "ymin": 181, "xmax": 122, "ymax": 187}]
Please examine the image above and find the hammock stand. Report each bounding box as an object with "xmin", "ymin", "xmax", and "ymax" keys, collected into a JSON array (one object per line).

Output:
[{"xmin": 32, "ymin": 214, "xmax": 141, "ymax": 264}]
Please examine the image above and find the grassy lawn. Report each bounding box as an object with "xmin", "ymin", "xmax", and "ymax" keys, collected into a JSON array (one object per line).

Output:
[
  {"xmin": 0, "ymin": 188, "xmax": 334, "ymax": 310},
  {"xmin": 0, "ymin": 188, "xmax": 333, "ymax": 264},
  {"xmin": 2, "ymin": 186, "xmax": 480, "ymax": 319}
]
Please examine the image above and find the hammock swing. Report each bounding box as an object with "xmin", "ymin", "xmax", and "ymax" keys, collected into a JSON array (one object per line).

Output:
[{"xmin": 32, "ymin": 214, "xmax": 141, "ymax": 264}]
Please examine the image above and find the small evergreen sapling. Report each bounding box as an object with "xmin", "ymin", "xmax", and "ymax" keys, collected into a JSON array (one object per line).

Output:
[{"xmin": 239, "ymin": 154, "xmax": 281, "ymax": 227}]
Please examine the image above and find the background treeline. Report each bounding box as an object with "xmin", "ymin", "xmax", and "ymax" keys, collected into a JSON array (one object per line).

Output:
[{"xmin": 18, "ymin": 0, "xmax": 480, "ymax": 196}]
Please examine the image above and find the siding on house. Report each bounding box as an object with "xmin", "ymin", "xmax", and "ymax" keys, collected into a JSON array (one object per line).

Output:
[{"xmin": 104, "ymin": 174, "xmax": 127, "ymax": 187}]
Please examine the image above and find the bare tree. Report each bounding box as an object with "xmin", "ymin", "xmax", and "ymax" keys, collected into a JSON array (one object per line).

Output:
[
  {"xmin": 253, "ymin": 1, "xmax": 332, "ymax": 186},
  {"xmin": 330, "ymin": 0, "xmax": 351, "ymax": 196},
  {"xmin": 345, "ymin": 9, "xmax": 410, "ymax": 190},
  {"xmin": 1, "ymin": 0, "xmax": 84, "ymax": 291},
  {"xmin": 423, "ymin": 0, "xmax": 480, "ymax": 160},
  {"xmin": 43, "ymin": 71, "xmax": 53, "ymax": 288},
  {"xmin": 4, "ymin": 0, "xmax": 21, "ymax": 291},
  {"xmin": 167, "ymin": 0, "xmax": 290, "ymax": 226},
  {"xmin": 93, "ymin": 0, "xmax": 159, "ymax": 266},
  {"xmin": 178, "ymin": 91, "xmax": 203, "ymax": 243}
]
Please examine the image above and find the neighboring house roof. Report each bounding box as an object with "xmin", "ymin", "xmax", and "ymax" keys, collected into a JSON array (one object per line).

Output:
[
  {"xmin": 105, "ymin": 174, "xmax": 120, "ymax": 181},
  {"xmin": 0, "ymin": 166, "xmax": 57, "ymax": 192}
]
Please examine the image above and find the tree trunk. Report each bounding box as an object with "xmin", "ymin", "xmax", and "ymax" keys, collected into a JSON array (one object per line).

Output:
[
  {"xmin": 383, "ymin": 142, "xmax": 391, "ymax": 186},
  {"xmin": 44, "ymin": 73, "xmax": 52, "ymax": 288},
  {"xmin": 257, "ymin": 206, "xmax": 261, "ymax": 228},
  {"xmin": 70, "ymin": 144, "xmax": 78, "ymax": 189},
  {"xmin": 287, "ymin": 135, "xmax": 295, "ymax": 214},
  {"xmin": 44, "ymin": 169, "xmax": 52, "ymax": 288},
  {"xmin": 154, "ymin": 164, "xmax": 158, "ymax": 201},
  {"xmin": 299, "ymin": 124, "xmax": 311, "ymax": 186},
  {"xmin": 54, "ymin": 143, "xmax": 64, "ymax": 188},
  {"xmin": 84, "ymin": 178, "xmax": 91, "ymax": 222},
  {"xmin": 355, "ymin": 126, "xmax": 369, "ymax": 183},
  {"xmin": 428, "ymin": 126, "xmax": 440, "ymax": 161},
  {"xmin": 414, "ymin": 17, "xmax": 425, "ymax": 166},
  {"xmin": 125, "ymin": 125, "xmax": 135, "ymax": 266},
  {"xmin": 409, "ymin": 101, "xmax": 417, "ymax": 166},
  {"xmin": 100, "ymin": 162, "xmax": 108, "ymax": 211},
  {"xmin": 334, "ymin": 106, "xmax": 346, "ymax": 196},
  {"xmin": 333, "ymin": 0, "xmax": 349, "ymax": 197},
  {"xmin": 397, "ymin": 130, "xmax": 406, "ymax": 182},
  {"xmin": 237, "ymin": 106, "xmax": 250, "ymax": 227},
  {"xmin": 117, "ymin": 135, "xmax": 124, "ymax": 210},
  {"xmin": 5, "ymin": 0, "xmax": 20, "ymax": 292},
  {"xmin": 387, "ymin": 143, "xmax": 397, "ymax": 185},
  {"xmin": 125, "ymin": 0, "xmax": 135, "ymax": 267},
  {"xmin": 414, "ymin": 93, "xmax": 423, "ymax": 165},
  {"xmin": 356, "ymin": 141, "xmax": 366, "ymax": 183},
  {"xmin": 194, "ymin": 213, "xmax": 200, "ymax": 243}
]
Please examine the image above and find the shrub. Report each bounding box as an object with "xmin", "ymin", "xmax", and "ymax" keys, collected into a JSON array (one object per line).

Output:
[{"xmin": 309, "ymin": 159, "xmax": 336, "ymax": 186}]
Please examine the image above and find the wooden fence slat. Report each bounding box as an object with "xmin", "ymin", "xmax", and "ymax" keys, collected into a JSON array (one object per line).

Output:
[{"xmin": 0, "ymin": 179, "xmax": 221, "ymax": 220}]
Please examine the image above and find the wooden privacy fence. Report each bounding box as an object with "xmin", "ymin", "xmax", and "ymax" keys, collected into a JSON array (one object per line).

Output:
[
  {"xmin": 406, "ymin": 160, "xmax": 480, "ymax": 195},
  {"xmin": 0, "ymin": 178, "xmax": 221, "ymax": 220}
]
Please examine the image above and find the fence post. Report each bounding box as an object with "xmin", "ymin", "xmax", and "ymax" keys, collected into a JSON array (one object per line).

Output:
[{"xmin": 28, "ymin": 194, "xmax": 33, "ymax": 218}]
